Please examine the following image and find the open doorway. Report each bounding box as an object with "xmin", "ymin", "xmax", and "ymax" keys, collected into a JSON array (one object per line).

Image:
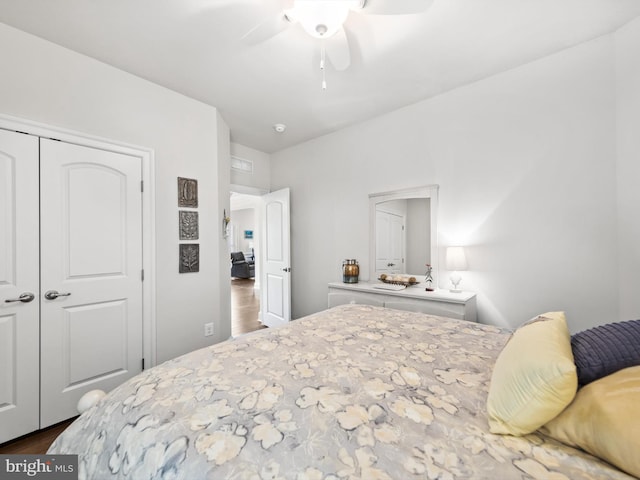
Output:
[{"xmin": 229, "ymin": 191, "xmax": 266, "ymax": 337}]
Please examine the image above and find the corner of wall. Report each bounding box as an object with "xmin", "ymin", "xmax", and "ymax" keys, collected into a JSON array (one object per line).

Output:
[
  {"xmin": 217, "ymin": 112, "xmax": 232, "ymax": 340},
  {"xmin": 614, "ymin": 17, "xmax": 640, "ymax": 320}
]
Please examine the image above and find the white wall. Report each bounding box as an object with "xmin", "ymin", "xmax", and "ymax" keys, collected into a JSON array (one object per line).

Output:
[
  {"xmin": 230, "ymin": 208, "xmax": 256, "ymax": 254},
  {"xmin": 271, "ymin": 33, "xmax": 630, "ymax": 332},
  {"xmin": 615, "ymin": 17, "xmax": 640, "ymax": 322},
  {"xmin": 231, "ymin": 142, "xmax": 271, "ymax": 192},
  {"xmin": 216, "ymin": 112, "xmax": 232, "ymax": 342},
  {"xmin": 0, "ymin": 23, "xmax": 230, "ymax": 363}
]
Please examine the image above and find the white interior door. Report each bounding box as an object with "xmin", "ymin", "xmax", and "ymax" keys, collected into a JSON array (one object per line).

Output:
[
  {"xmin": 260, "ymin": 188, "xmax": 291, "ymax": 327},
  {"xmin": 39, "ymin": 139, "xmax": 144, "ymax": 427},
  {"xmin": 375, "ymin": 210, "xmax": 404, "ymax": 274},
  {"xmin": 0, "ymin": 130, "xmax": 39, "ymax": 443}
]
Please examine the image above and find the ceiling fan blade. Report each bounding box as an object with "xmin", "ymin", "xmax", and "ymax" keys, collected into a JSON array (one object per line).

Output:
[
  {"xmin": 324, "ymin": 27, "xmax": 351, "ymax": 71},
  {"xmin": 361, "ymin": 0, "xmax": 434, "ymax": 15},
  {"xmin": 241, "ymin": 12, "xmax": 291, "ymax": 44}
]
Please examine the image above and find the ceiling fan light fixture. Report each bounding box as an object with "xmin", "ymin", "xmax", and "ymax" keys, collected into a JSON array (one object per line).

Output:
[{"xmin": 287, "ymin": 0, "xmax": 361, "ymax": 39}]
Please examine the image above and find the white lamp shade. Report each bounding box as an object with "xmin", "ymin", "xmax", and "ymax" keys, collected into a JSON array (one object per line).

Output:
[{"xmin": 446, "ymin": 246, "xmax": 468, "ymax": 271}]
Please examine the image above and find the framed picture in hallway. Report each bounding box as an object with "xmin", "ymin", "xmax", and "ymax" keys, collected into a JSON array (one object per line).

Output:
[
  {"xmin": 179, "ymin": 211, "xmax": 199, "ymax": 240},
  {"xmin": 179, "ymin": 244, "xmax": 199, "ymax": 273},
  {"xmin": 177, "ymin": 177, "xmax": 198, "ymax": 208}
]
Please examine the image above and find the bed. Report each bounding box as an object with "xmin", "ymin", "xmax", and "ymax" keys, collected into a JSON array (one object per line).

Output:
[{"xmin": 48, "ymin": 304, "xmax": 636, "ymax": 479}]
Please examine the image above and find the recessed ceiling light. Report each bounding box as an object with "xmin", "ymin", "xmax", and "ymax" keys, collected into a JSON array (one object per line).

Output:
[{"xmin": 273, "ymin": 123, "xmax": 286, "ymax": 133}]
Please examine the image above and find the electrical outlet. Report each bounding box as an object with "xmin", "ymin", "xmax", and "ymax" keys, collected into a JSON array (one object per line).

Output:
[{"xmin": 204, "ymin": 322, "xmax": 214, "ymax": 337}]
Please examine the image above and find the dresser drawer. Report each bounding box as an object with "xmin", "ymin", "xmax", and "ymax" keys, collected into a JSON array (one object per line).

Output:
[
  {"xmin": 384, "ymin": 298, "xmax": 467, "ymax": 320},
  {"xmin": 328, "ymin": 282, "xmax": 477, "ymax": 322},
  {"xmin": 328, "ymin": 291, "xmax": 385, "ymax": 308}
]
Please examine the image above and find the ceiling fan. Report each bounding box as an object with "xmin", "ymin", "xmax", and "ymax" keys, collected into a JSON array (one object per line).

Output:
[{"xmin": 242, "ymin": 0, "xmax": 434, "ymax": 74}]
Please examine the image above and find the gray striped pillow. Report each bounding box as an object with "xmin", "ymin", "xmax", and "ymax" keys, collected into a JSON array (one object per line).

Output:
[{"xmin": 571, "ymin": 319, "xmax": 640, "ymax": 386}]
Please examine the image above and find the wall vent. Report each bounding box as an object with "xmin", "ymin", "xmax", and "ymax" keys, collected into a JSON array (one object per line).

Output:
[{"xmin": 231, "ymin": 156, "xmax": 254, "ymax": 174}]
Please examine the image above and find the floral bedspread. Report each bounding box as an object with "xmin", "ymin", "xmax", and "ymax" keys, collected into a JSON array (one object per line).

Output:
[{"xmin": 49, "ymin": 304, "xmax": 633, "ymax": 479}]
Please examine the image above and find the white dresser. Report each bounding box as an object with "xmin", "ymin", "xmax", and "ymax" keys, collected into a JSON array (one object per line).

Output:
[{"xmin": 328, "ymin": 282, "xmax": 477, "ymax": 322}]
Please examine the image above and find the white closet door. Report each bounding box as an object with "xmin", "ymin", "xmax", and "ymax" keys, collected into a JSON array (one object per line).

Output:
[
  {"xmin": 375, "ymin": 210, "xmax": 404, "ymax": 274},
  {"xmin": 0, "ymin": 129, "xmax": 39, "ymax": 443},
  {"xmin": 261, "ymin": 188, "xmax": 291, "ymax": 328},
  {"xmin": 40, "ymin": 139, "xmax": 144, "ymax": 427}
]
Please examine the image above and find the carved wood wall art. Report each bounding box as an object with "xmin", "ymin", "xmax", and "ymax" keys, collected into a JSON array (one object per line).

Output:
[
  {"xmin": 179, "ymin": 244, "xmax": 200, "ymax": 273},
  {"xmin": 177, "ymin": 177, "xmax": 198, "ymax": 208},
  {"xmin": 179, "ymin": 211, "xmax": 199, "ymax": 240},
  {"xmin": 178, "ymin": 177, "xmax": 200, "ymax": 273}
]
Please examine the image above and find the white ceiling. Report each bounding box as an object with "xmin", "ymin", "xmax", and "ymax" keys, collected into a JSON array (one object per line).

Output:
[{"xmin": 1, "ymin": 0, "xmax": 639, "ymax": 153}]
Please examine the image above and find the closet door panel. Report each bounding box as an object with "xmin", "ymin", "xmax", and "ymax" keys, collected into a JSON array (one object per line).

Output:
[
  {"xmin": 0, "ymin": 129, "xmax": 39, "ymax": 443},
  {"xmin": 40, "ymin": 139, "xmax": 144, "ymax": 427}
]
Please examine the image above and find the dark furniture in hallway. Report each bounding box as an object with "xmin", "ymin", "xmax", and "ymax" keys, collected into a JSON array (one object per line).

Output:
[{"xmin": 231, "ymin": 251, "xmax": 255, "ymax": 279}]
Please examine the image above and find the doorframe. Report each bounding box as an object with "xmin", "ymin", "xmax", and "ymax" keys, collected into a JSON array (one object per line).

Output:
[
  {"xmin": 230, "ymin": 184, "xmax": 268, "ymax": 327},
  {"xmin": 0, "ymin": 113, "xmax": 157, "ymax": 366}
]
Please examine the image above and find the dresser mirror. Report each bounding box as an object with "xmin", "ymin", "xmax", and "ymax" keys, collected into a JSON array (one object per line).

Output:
[{"xmin": 369, "ymin": 185, "xmax": 438, "ymax": 281}]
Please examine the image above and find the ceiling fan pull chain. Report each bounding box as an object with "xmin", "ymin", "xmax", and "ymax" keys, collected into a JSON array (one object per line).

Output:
[{"xmin": 320, "ymin": 42, "xmax": 327, "ymax": 90}]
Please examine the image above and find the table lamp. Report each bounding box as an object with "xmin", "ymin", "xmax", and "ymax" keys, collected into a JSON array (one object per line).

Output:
[{"xmin": 446, "ymin": 246, "xmax": 467, "ymax": 293}]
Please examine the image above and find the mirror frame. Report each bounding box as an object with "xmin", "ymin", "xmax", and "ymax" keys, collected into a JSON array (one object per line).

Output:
[{"xmin": 369, "ymin": 184, "xmax": 439, "ymax": 282}]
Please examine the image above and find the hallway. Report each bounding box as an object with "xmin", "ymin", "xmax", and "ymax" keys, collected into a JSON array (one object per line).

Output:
[{"xmin": 231, "ymin": 278, "xmax": 266, "ymax": 337}]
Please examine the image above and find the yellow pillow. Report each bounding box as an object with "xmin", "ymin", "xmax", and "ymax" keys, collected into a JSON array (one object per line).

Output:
[
  {"xmin": 487, "ymin": 312, "xmax": 577, "ymax": 435},
  {"xmin": 541, "ymin": 366, "xmax": 640, "ymax": 478}
]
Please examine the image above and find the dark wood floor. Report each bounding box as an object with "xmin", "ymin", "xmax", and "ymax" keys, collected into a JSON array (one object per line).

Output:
[
  {"xmin": 0, "ymin": 279, "xmax": 265, "ymax": 454},
  {"xmin": 231, "ymin": 277, "xmax": 266, "ymax": 337},
  {"xmin": 0, "ymin": 419, "xmax": 75, "ymax": 455}
]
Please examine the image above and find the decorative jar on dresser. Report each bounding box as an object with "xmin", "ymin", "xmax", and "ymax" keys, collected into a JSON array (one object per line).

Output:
[{"xmin": 328, "ymin": 282, "xmax": 477, "ymax": 322}]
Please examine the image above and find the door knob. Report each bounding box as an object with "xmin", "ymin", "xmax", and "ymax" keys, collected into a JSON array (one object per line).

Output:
[
  {"xmin": 44, "ymin": 290, "xmax": 71, "ymax": 300},
  {"xmin": 5, "ymin": 292, "xmax": 35, "ymax": 303}
]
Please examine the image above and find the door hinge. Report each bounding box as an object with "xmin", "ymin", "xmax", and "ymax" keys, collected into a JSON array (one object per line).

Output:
[
  {"xmin": 141, "ymin": 180, "xmax": 144, "ymax": 193},
  {"xmin": 141, "ymin": 269, "xmax": 145, "ymax": 281},
  {"xmin": 142, "ymin": 358, "xmax": 145, "ymax": 370}
]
